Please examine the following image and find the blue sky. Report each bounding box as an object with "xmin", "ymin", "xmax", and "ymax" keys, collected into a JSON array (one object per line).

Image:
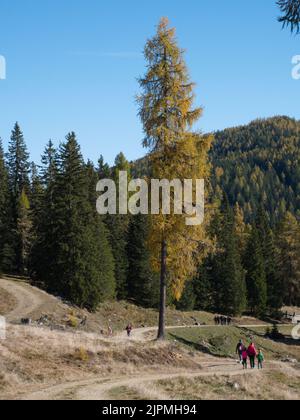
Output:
[{"xmin": 0, "ymin": 0, "xmax": 299, "ymax": 165}]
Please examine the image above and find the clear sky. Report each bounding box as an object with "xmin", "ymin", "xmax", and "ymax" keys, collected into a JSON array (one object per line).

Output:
[{"xmin": 0, "ymin": 0, "xmax": 299, "ymax": 165}]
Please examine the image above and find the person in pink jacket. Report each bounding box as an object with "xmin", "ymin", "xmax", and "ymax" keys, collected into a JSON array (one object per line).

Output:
[
  {"xmin": 242, "ymin": 348, "xmax": 248, "ymax": 370},
  {"xmin": 247, "ymin": 342, "xmax": 257, "ymax": 369}
]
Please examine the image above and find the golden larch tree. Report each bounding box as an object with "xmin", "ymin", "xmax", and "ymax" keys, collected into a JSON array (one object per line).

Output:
[{"xmin": 137, "ymin": 18, "xmax": 212, "ymax": 339}]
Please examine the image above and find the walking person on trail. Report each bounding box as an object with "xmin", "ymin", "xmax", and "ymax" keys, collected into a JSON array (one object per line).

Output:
[
  {"xmin": 247, "ymin": 342, "xmax": 257, "ymax": 369},
  {"xmin": 242, "ymin": 347, "xmax": 248, "ymax": 370},
  {"xmin": 236, "ymin": 339, "xmax": 244, "ymax": 363},
  {"xmin": 126, "ymin": 324, "xmax": 133, "ymax": 337},
  {"xmin": 257, "ymin": 349, "xmax": 265, "ymax": 370}
]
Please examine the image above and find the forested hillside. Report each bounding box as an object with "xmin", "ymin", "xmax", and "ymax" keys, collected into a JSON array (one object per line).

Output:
[
  {"xmin": 1, "ymin": 115, "xmax": 300, "ymax": 316},
  {"xmin": 210, "ymin": 116, "xmax": 300, "ymax": 224}
]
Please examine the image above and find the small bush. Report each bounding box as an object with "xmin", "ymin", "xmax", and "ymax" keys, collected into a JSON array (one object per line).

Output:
[
  {"xmin": 74, "ymin": 347, "xmax": 89, "ymax": 362},
  {"xmin": 68, "ymin": 315, "xmax": 79, "ymax": 328},
  {"xmin": 266, "ymin": 324, "xmax": 285, "ymax": 340}
]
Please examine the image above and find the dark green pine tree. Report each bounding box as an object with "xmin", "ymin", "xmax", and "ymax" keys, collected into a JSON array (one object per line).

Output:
[
  {"xmin": 0, "ymin": 139, "xmax": 13, "ymax": 272},
  {"xmin": 30, "ymin": 140, "xmax": 58, "ymax": 285},
  {"xmin": 212, "ymin": 195, "xmax": 247, "ymax": 316},
  {"xmin": 176, "ymin": 281, "xmax": 196, "ymax": 311},
  {"xmin": 7, "ymin": 123, "xmax": 30, "ymax": 202},
  {"xmin": 244, "ymin": 226, "xmax": 268, "ymax": 317},
  {"xmin": 97, "ymin": 155, "xmax": 111, "ymax": 179},
  {"xmin": 255, "ymin": 205, "xmax": 283, "ymax": 314},
  {"xmin": 30, "ymin": 163, "xmax": 44, "ymax": 229},
  {"xmin": 105, "ymin": 152, "xmax": 131, "ymax": 300},
  {"xmin": 42, "ymin": 133, "xmax": 114, "ymax": 310},
  {"xmin": 16, "ymin": 189, "xmax": 32, "ymax": 274},
  {"xmin": 6, "ymin": 123, "xmax": 31, "ymax": 273},
  {"xmin": 85, "ymin": 160, "xmax": 116, "ymax": 302},
  {"xmin": 126, "ymin": 214, "xmax": 159, "ymax": 308},
  {"xmin": 193, "ymin": 258, "xmax": 214, "ymax": 312}
]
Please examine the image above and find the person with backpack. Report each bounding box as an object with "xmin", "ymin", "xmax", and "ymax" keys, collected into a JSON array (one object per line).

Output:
[
  {"xmin": 257, "ymin": 349, "xmax": 265, "ymax": 370},
  {"xmin": 236, "ymin": 339, "xmax": 244, "ymax": 363},
  {"xmin": 242, "ymin": 347, "xmax": 248, "ymax": 370},
  {"xmin": 247, "ymin": 342, "xmax": 257, "ymax": 369}
]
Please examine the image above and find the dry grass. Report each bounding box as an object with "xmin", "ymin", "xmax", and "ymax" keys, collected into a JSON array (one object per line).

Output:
[
  {"xmin": 108, "ymin": 383, "xmax": 171, "ymax": 401},
  {"xmin": 1, "ymin": 323, "xmax": 299, "ymax": 400},
  {"xmin": 0, "ymin": 287, "xmax": 17, "ymax": 315},
  {"xmin": 155, "ymin": 368, "xmax": 300, "ymax": 400},
  {"xmin": 0, "ymin": 324, "xmax": 200, "ymax": 399}
]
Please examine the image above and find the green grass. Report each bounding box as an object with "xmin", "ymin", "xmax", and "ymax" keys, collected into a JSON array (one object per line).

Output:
[{"xmin": 167, "ymin": 326, "xmax": 300, "ymax": 361}]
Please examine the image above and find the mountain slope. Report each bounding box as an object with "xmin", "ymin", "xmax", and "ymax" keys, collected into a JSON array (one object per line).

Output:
[{"xmin": 210, "ymin": 116, "xmax": 300, "ymax": 224}]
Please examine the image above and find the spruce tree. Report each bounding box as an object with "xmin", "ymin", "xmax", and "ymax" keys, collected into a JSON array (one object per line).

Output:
[
  {"xmin": 278, "ymin": 0, "xmax": 300, "ymax": 33},
  {"xmin": 40, "ymin": 133, "xmax": 115, "ymax": 309},
  {"xmin": 17, "ymin": 189, "xmax": 32, "ymax": 274},
  {"xmin": 126, "ymin": 214, "xmax": 159, "ymax": 308},
  {"xmin": 30, "ymin": 141, "xmax": 58, "ymax": 286},
  {"xmin": 105, "ymin": 152, "xmax": 131, "ymax": 300},
  {"xmin": 0, "ymin": 140, "xmax": 12, "ymax": 272},
  {"xmin": 29, "ymin": 163, "xmax": 44, "ymax": 236},
  {"xmin": 97, "ymin": 155, "xmax": 111, "ymax": 179},
  {"xmin": 255, "ymin": 206, "xmax": 283, "ymax": 313},
  {"xmin": 6, "ymin": 123, "xmax": 31, "ymax": 273},
  {"xmin": 85, "ymin": 160, "xmax": 116, "ymax": 302},
  {"xmin": 244, "ymin": 226, "xmax": 268, "ymax": 317},
  {"xmin": 193, "ymin": 259, "xmax": 213, "ymax": 312},
  {"xmin": 212, "ymin": 195, "xmax": 247, "ymax": 316},
  {"xmin": 7, "ymin": 123, "xmax": 30, "ymax": 202}
]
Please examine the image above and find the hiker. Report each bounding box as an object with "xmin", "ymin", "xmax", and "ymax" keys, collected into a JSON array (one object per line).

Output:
[
  {"xmin": 242, "ymin": 347, "xmax": 248, "ymax": 370},
  {"xmin": 236, "ymin": 339, "xmax": 244, "ymax": 363},
  {"xmin": 257, "ymin": 349, "xmax": 265, "ymax": 370},
  {"xmin": 228, "ymin": 317, "xmax": 232, "ymax": 326},
  {"xmin": 108, "ymin": 326, "xmax": 113, "ymax": 337},
  {"xmin": 247, "ymin": 342, "xmax": 257, "ymax": 369},
  {"xmin": 126, "ymin": 324, "xmax": 133, "ymax": 337}
]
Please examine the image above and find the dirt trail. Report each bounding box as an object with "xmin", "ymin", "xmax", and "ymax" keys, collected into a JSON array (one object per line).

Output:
[
  {"xmin": 114, "ymin": 324, "xmax": 287, "ymax": 343},
  {"xmin": 21, "ymin": 361, "xmax": 258, "ymax": 400},
  {"xmin": 0, "ymin": 278, "xmax": 59, "ymax": 322}
]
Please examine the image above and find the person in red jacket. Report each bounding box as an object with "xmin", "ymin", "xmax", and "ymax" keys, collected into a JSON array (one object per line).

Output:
[{"xmin": 247, "ymin": 342, "xmax": 257, "ymax": 369}]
